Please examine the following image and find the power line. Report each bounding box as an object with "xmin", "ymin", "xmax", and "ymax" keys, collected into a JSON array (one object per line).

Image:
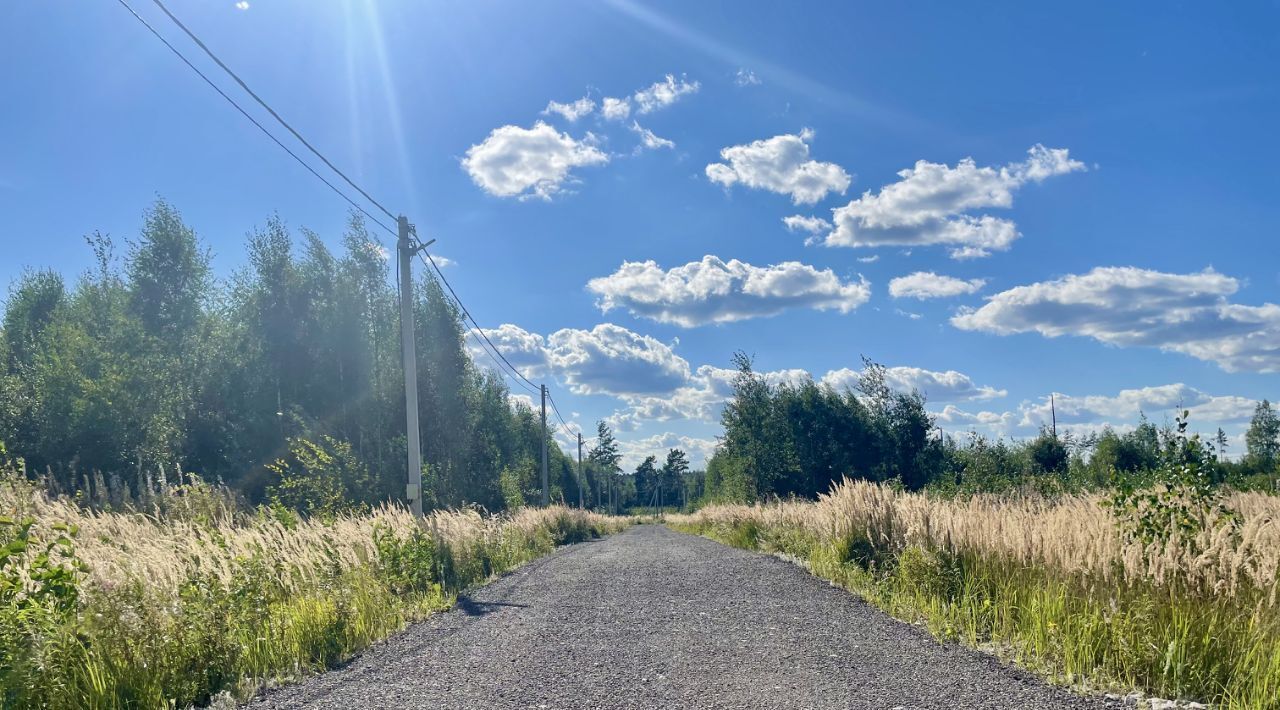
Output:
[
  {"xmin": 114, "ymin": 0, "xmax": 397, "ymax": 238},
  {"xmin": 415, "ymin": 250, "xmax": 579, "ymax": 437},
  {"xmin": 546, "ymin": 392, "xmax": 574, "ymax": 433},
  {"xmin": 146, "ymin": 0, "xmax": 398, "ymax": 223},
  {"xmin": 121, "ymin": 0, "xmax": 561, "ymax": 408},
  {"xmin": 472, "ymin": 331, "xmax": 539, "ymax": 395},
  {"xmin": 418, "ymin": 251, "xmax": 541, "ymax": 392}
]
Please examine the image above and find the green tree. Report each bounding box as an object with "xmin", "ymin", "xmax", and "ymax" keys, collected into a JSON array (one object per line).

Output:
[
  {"xmin": 1027, "ymin": 428, "xmax": 1069, "ymax": 475},
  {"xmin": 660, "ymin": 448, "xmax": 690, "ymax": 508},
  {"xmin": 633, "ymin": 455, "xmax": 658, "ymax": 508},
  {"xmin": 1244, "ymin": 400, "xmax": 1280, "ymax": 472},
  {"xmin": 588, "ymin": 421, "xmax": 621, "ymax": 511}
]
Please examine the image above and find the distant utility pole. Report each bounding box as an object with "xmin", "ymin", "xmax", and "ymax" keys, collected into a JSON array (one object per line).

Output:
[
  {"xmin": 397, "ymin": 215, "xmax": 429, "ymax": 518},
  {"xmin": 576, "ymin": 433, "xmax": 584, "ymax": 509},
  {"xmin": 540, "ymin": 384, "xmax": 550, "ymax": 507},
  {"xmin": 1050, "ymin": 393, "xmax": 1058, "ymax": 439}
]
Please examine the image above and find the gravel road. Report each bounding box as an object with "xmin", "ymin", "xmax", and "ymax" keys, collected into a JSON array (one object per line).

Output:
[{"xmin": 249, "ymin": 524, "xmax": 1119, "ymax": 709}]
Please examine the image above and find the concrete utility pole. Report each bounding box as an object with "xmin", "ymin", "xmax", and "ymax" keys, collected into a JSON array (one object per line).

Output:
[
  {"xmin": 576, "ymin": 433, "xmax": 584, "ymax": 509},
  {"xmin": 397, "ymin": 215, "xmax": 424, "ymax": 518},
  {"xmin": 540, "ymin": 384, "xmax": 550, "ymax": 507}
]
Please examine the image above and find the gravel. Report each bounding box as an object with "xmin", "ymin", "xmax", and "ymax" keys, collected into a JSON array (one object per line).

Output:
[{"xmin": 248, "ymin": 524, "xmax": 1121, "ymax": 709}]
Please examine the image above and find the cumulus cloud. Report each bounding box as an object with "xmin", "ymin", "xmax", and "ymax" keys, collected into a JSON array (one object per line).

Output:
[
  {"xmin": 951, "ymin": 266, "xmax": 1280, "ymax": 372},
  {"xmin": 936, "ymin": 383, "xmax": 1263, "ymax": 445},
  {"xmin": 822, "ymin": 366, "xmax": 1005, "ymax": 402},
  {"xmin": 508, "ymin": 393, "xmax": 536, "ymax": 410},
  {"xmin": 470, "ymin": 323, "xmax": 689, "ymax": 397},
  {"xmin": 547, "ymin": 325, "xmax": 690, "ymax": 396},
  {"xmin": 462, "ymin": 122, "xmax": 608, "ymax": 200},
  {"xmin": 587, "ymin": 255, "xmax": 871, "ymax": 327},
  {"xmin": 706, "ymin": 129, "xmax": 851, "ymax": 205},
  {"xmin": 734, "ymin": 68, "xmax": 761, "ymax": 86},
  {"xmin": 601, "ymin": 97, "xmax": 631, "ymax": 120},
  {"xmin": 598, "ymin": 74, "xmax": 699, "ymax": 123},
  {"xmin": 541, "ymin": 96, "xmax": 595, "ymax": 121},
  {"xmin": 1018, "ymin": 384, "xmax": 1258, "ymax": 429},
  {"xmin": 471, "ymin": 323, "xmax": 553, "ymax": 377},
  {"xmin": 630, "ymin": 121, "xmax": 675, "ymax": 151},
  {"xmin": 889, "ymin": 271, "xmax": 986, "ymax": 300},
  {"xmin": 782, "ymin": 214, "xmax": 833, "ymax": 239},
  {"xmin": 633, "ymin": 74, "xmax": 700, "ymax": 114},
  {"xmin": 935, "ymin": 405, "xmax": 1015, "ymax": 430},
  {"xmin": 822, "ymin": 144, "xmax": 1085, "ymax": 259}
]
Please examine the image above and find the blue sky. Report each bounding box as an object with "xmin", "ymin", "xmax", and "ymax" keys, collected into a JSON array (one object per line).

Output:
[{"xmin": 3, "ymin": 1, "xmax": 1278, "ymax": 467}]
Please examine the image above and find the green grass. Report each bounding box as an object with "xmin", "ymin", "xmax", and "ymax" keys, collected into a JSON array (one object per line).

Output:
[
  {"xmin": 672, "ymin": 518, "xmax": 1280, "ymax": 709},
  {"xmin": 0, "ymin": 506, "xmax": 624, "ymax": 709}
]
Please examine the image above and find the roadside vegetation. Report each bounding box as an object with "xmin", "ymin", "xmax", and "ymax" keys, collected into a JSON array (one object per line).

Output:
[
  {"xmin": 0, "ymin": 466, "xmax": 627, "ymax": 708},
  {"xmin": 670, "ymin": 356, "xmax": 1280, "ymax": 709}
]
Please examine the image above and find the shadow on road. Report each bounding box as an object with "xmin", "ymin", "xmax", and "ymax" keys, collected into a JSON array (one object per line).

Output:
[{"xmin": 457, "ymin": 596, "xmax": 529, "ymax": 617}]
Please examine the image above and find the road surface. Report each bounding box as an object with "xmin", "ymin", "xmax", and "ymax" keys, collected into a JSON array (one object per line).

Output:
[{"xmin": 249, "ymin": 524, "xmax": 1117, "ymax": 709}]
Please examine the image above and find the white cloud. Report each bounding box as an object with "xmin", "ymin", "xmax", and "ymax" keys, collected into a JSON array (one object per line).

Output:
[
  {"xmin": 951, "ymin": 266, "xmax": 1280, "ymax": 372},
  {"xmin": 630, "ymin": 121, "xmax": 675, "ymax": 151},
  {"xmin": 633, "ymin": 74, "xmax": 700, "ymax": 114},
  {"xmin": 542, "ymin": 96, "xmax": 596, "ymax": 121},
  {"xmin": 234, "ymin": 1, "xmax": 249, "ymax": 9},
  {"xmin": 508, "ymin": 393, "xmax": 536, "ymax": 410},
  {"xmin": 601, "ymin": 97, "xmax": 631, "ymax": 120},
  {"xmin": 889, "ymin": 271, "xmax": 986, "ymax": 300},
  {"xmin": 471, "ymin": 323, "xmax": 690, "ymax": 398},
  {"xmin": 706, "ymin": 129, "xmax": 851, "ymax": 205},
  {"xmin": 936, "ymin": 383, "xmax": 1265, "ymax": 444},
  {"xmin": 934, "ymin": 405, "xmax": 1018, "ymax": 436},
  {"xmin": 823, "ymin": 144, "xmax": 1085, "ymax": 259},
  {"xmin": 734, "ymin": 68, "xmax": 761, "ymax": 86},
  {"xmin": 822, "ymin": 366, "xmax": 1005, "ymax": 402},
  {"xmin": 1018, "ymin": 384, "xmax": 1258, "ymax": 429},
  {"xmin": 462, "ymin": 122, "xmax": 608, "ymax": 200},
  {"xmin": 857, "ymin": 255, "xmax": 879, "ymax": 264},
  {"xmin": 547, "ymin": 324, "xmax": 690, "ymax": 396},
  {"xmin": 782, "ymin": 214, "xmax": 832, "ymax": 238},
  {"xmin": 587, "ymin": 255, "xmax": 871, "ymax": 327},
  {"xmin": 470, "ymin": 323, "xmax": 554, "ymax": 378}
]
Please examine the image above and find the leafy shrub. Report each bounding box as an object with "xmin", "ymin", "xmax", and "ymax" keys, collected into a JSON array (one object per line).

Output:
[
  {"xmin": 268, "ymin": 435, "xmax": 374, "ymax": 517},
  {"xmin": 0, "ymin": 516, "xmax": 87, "ymax": 708},
  {"xmin": 1105, "ymin": 412, "xmax": 1238, "ymax": 554}
]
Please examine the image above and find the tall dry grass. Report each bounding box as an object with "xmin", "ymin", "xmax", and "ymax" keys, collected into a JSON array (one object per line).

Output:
[
  {"xmin": 0, "ymin": 473, "xmax": 629, "ymax": 708},
  {"xmin": 676, "ymin": 481, "xmax": 1280, "ymax": 604},
  {"xmin": 671, "ymin": 479, "xmax": 1280, "ymax": 707}
]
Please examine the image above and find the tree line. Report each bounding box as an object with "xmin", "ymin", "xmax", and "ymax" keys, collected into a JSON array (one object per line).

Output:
[
  {"xmin": 0, "ymin": 201, "xmax": 633, "ymax": 514},
  {"xmin": 701, "ymin": 352, "xmax": 1280, "ymax": 503}
]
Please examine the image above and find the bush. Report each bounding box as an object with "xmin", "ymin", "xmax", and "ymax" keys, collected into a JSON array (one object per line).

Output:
[{"xmin": 267, "ymin": 435, "xmax": 374, "ymax": 517}]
